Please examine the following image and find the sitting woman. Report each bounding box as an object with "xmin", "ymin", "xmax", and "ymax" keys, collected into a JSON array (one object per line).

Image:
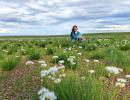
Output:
[{"xmin": 70, "ymin": 25, "xmax": 84, "ymax": 42}]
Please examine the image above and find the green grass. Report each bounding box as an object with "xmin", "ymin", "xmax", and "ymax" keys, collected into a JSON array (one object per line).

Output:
[
  {"xmin": 42, "ymin": 72, "xmax": 115, "ymax": 100},
  {"xmin": 89, "ymin": 50, "xmax": 105, "ymax": 60},
  {"xmin": 104, "ymin": 47, "xmax": 130, "ymax": 69},
  {"xmin": 28, "ymin": 48, "xmax": 41, "ymax": 60},
  {"xmin": 52, "ymin": 51, "xmax": 79, "ymax": 70},
  {"xmin": 0, "ymin": 56, "xmax": 18, "ymax": 71},
  {"xmin": 46, "ymin": 45, "xmax": 56, "ymax": 55},
  {"xmin": 1, "ymin": 32, "xmax": 130, "ymax": 99},
  {"xmin": 83, "ymin": 43, "xmax": 97, "ymax": 51},
  {"xmin": 119, "ymin": 43, "xmax": 130, "ymax": 51}
]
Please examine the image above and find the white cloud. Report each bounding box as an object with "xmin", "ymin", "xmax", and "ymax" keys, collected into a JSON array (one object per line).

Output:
[
  {"xmin": 96, "ymin": 19, "xmax": 105, "ymax": 23},
  {"xmin": 0, "ymin": 0, "xmax": 130, "ymax": 36},
  {"xmin": 0, "ymin": 28, "xmax": 11, "ymax": 33}
]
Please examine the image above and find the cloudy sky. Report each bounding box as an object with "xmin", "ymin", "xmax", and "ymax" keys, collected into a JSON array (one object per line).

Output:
[{"xmin": 0, "ymin": 0, "xmax": 130, "ymax": 36}]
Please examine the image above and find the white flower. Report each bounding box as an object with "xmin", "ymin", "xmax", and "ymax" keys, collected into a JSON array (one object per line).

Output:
[
  {"xmin": 52, "ymin": 56, "xmax": 58, "ymax": 59},
  {"xmin": 117, "ymin": 78, "xmax": 127, "ymax": 83},
  {"xmin": 68, "ymin": 56, "xmax": 76, "ymax": 65},
  {"xmin": 58, "ymin": 60, "xmax": 64, "ymax": 64},
  {"xmin": 105, "ymin": 66, "xmax": 123, "ymax": 74},
  {"xmin": 16, "ymin": 56, "xmax": 20, "ymax": 58},
  {"xmin": 48, "ymin": 75, "xmax": 52, "ymax": 79},
  {"xmin": 58, "ymin": 65, "xmax": 65, "ymax": 69},
  {"xmin": 38, "ymin": 87, "xmax": 57, "ymax": 100},
  {"xmin": 48, "ymin": 66, "xmax": 59, "ymax": 74},
  {"xmin": 115, "ymin": 82, "xmax": 125, "ymax": 88},
  {"xmin": 93, "ymin": 60, "xmax": 99, "ymax": 63},
  {"xmin": 126, "ymin": 75, "xmax": 130, "ymax": 78},
  {"xmin": 38, "ymin": 60, "xmax": 47, "ymax": 67},
  {"xmin": 3, "ymin": 50, "xmax": 8, "ymax": 53},
  {"xmin": 68, "ymin": 47, "xmax": 71, "ymax": 51},
  {"xmin": 63, "ymin": 49, "xmax": 66, "ymax": 52},
  {"xmin": 41, "ymin": 63, "xmax": 47, "ymax": 67},
  {"xmin": 21, "ymin": 48, "xmax": 25, "ymax": 51},
  {"xmin": 81, "ymin": 77, "xmax": 85, "ymax": 80},
  {"xmin": 61, "ymin": 73, "xmax": 66, "ymax": 77},
  {"xmin": 54, "ymin": 78, "xmax": 61, "ymax": 84},
  {"xmin": 25, "ymin": 61, "xmax": 34, "ymax": 65},
  {"xmin": 41, "ymin": 65, "xmax": 65, "ymax": 77},
  {"xmin": 71, "ymin": 62, "xmax": 76, "ymax": 65},
  {"xmin": 118, "ymin": 68, "xmax": 123, "ymax": 72},
  {"xmin": 88, "ymin": 70, "xmax": 95, "ymax": 74},
  {"xmin": 79, "ymin": 46, "xmax": 82, "ymax": 49},
  {"xmin": 59, "ymin": 73, "xmax": 66, "ymax": 78},
  {"xmin": 85, "ymin": 59, "xmax": 90, "ymax": 63},
  {"xmin": 38, "ymin": 60, "xmax": 45, "ymax": 64},
  {"xmin": 115, "ymin": 78, "xmax": 127, "ymax": 88},
  {"xmin": 51, "ymin": 77, "xmax": 56, "ymax": 81},
  {"xmin": 41, "ymin": 70, "xmax": 49, "ymax": 77},
  {"xmin": 69, "ymin": 56, "xmax": 75, "ymax": 59},
  {"xmin": 77, "ymin": 53, "xmax": 82, "ymax": 55},
  {"xmin": 48, "ymin": 65, "xmax": 65, "ymax": 74},
  {"xmin": 68, "ymin": 58, "xmax": 74, "ymax": 62},
  {"xmin": 59, "ymin": 74, "xmax": 62, "ymax": 77}
]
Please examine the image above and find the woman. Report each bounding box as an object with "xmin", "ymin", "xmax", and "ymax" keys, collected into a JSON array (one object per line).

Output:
[{"xmin": 70, "ymin": 25, "xmax": 84, "ymax": 42}]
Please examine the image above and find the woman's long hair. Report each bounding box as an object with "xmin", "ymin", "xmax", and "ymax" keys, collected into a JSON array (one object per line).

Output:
[{"xmin": 71, "ymin": 25, "xmax": 78, "ymax": 36}]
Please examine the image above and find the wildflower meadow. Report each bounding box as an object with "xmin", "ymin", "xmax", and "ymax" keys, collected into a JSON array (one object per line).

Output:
[{"xmin": 0, "ymin": 33, "xmax": 130, "ymax": 100}]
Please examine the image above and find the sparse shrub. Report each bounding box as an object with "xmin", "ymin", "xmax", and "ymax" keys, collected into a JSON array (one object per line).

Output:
[
  {"xmin": 105, "ymin": 48, "xmax": 130, "ymax": 68},
  {"xmin": 45, "ymin": 45, "xmax": 56, "ymax": 55},
  {"xmin": 19, "ymin": 47, "xmax": 28, "ymax": 55},
  {"xmin": 119, "ymin": 44, "xmax": 130, "ymax": 51},
  {"xmin": 28, "ymin": 48, "xmax": 41, "ymax": 60},
  {"xmin": 0, "ymin": 56, "xmax": 18, "ymax": 71},
  {"xmin": 52, "ymin": 52, "xmax": 78, "ymax": 70},
  {"xmin": 84, "ymin": 43, "xmax": 97, "ymax": 51},
  {"xmin": 60, "ymin": 39, "xmax": 72, "ymax": 48},
  {"xmin": 43, "ymin": 73, "xmax": 113, "ymax": 100},
  {"xmin": 8, "ymin": 46, "xmax": 18, "ymax": 55},
  {"xmin": 53, "ymin": 52, "xmax": 68, "ymax": 63},
  {"xmin": 35, "ymin": 41, "xmax": 47, "ymax": 48},
  {"xmin": 89, "ymin": 51, "xmax": 105, "ymax": 60}
]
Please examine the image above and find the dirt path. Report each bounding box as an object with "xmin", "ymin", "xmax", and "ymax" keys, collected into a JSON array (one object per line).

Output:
[
  {"xmin": 0, "ymin": 61, "xmax": 41, "ymax": 100},
  {"xmin": 120, "ymin": 83, "xmax": 130, "ymax": 100}
]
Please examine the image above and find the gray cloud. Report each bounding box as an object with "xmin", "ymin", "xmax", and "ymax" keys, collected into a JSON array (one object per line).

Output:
[{"xmin": 0, "ymin": 0, "xmax": 130, "ymax": 35}]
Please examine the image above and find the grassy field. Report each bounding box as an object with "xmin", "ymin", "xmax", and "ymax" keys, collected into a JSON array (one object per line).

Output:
[{"xmin": 0, "ymin": 32, "xmax": 130, "ymax": 100}]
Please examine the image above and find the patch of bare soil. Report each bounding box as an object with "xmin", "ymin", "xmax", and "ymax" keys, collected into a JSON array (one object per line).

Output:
[{"xmin": 0, "ymin": 63, "xmax": 41, "ymax": 100}]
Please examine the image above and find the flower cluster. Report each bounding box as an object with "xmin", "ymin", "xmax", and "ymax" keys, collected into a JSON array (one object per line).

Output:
[
  {"xmin": 88, "ymin": 70, "xmax": 95, "ymax": 74},
  {"xmin": 38, "ymin": 60, "xmax": 47, "ymax": 67},
  {"xmin": 41, "ymin": 65, "xmax": 65, "ymax": 77},
  {"xmin": 52, "ymin": 56, "xmax": 58, "ymax": 59},
  {"xmin": 105, "ymin": 66, "xmax": 123, "ymax": 74},
  {"xmin": 25, "ymin": 61, "xmax": 34, "ymax": 65},
  {"xmin": 67, "ymin": 56, "xmax": 76, "ymax": 65},
  {"xmin": 115, "ymin": 78, "xmax": 127, "ymax": 88},
  {"xmin": 38, "ymin": 87, "xmax": 57, "ymax": 100}
]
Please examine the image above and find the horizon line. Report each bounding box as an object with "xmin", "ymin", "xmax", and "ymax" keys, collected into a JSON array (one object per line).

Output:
[{"xmin": 0, "ymin": 32, "xmax": 130, "ymax": 37}]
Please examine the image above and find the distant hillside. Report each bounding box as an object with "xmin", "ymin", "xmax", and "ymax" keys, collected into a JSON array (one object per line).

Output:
[{"xmin": 0, "ymin": 32, "xmax": 130, "ymax": 40}]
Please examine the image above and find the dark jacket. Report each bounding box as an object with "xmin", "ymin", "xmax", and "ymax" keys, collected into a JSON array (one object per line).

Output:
[{"xmin": 70, "ymin": 31, "xmax": 80, "ymax": 40}]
